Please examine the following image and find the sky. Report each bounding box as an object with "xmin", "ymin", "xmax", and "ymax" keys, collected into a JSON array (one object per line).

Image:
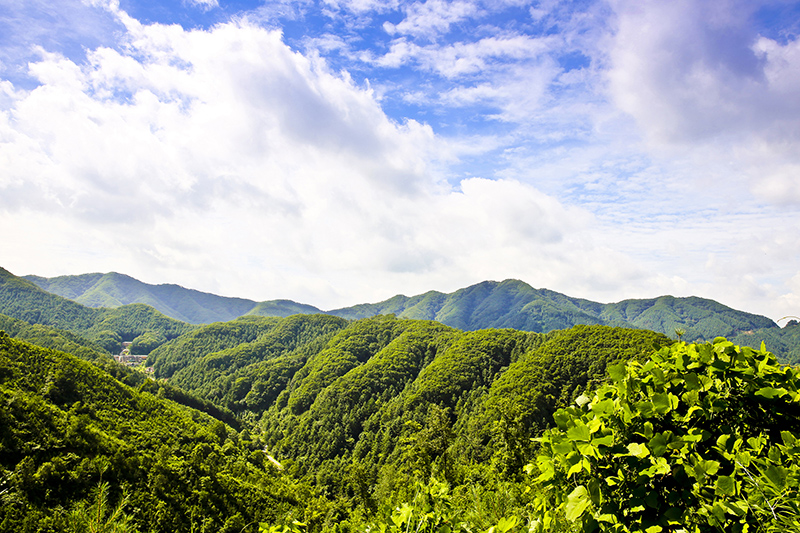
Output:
[{"xmin": 1, "ymin": 0, "xmax": 799, "ymax": 320}]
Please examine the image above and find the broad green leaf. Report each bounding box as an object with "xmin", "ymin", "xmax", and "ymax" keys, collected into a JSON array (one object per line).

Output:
[
  {"xmin": 608, "ymin": 363, "xmax": 627, "ymax": 383},
  {"xmin": 592, "ymin": 434, "xmax": 614, "ymax": 447},
  {"xmin": 567, "ymin": 423, "xmax": 591, "ymax": 442},
  {"xmin": 495, "ymin": 516, "xmax": 518, "ymax": 533},
  {"xmin": 692, "ymin": 460, "xmax": 720, "ymax": 481},
  {"xmin": 683, "ymin": 372, "xmax": 700, "ymax": 390},
  {"xmin": 567, "ymin": 456, "xmax": 585, "ymax": 477},
  {"xmin": 565, "ymin": 486, "xmax": 591, "ymax": 522},
  {"xmin": 392, "ymin": 503, "xmax": 413, "ymax": 527},
  {"xmin": 649, "ymin": 433, "xmax": 668, "ymax": 457},
  {"xmin": 755, "ymin": 387, "xmax": 787, "ymax": 399},
  {"xmin": 764, "ymin": 465, "xmax": 786, "ymax": 489},
  {"xmin": 637, "ymin": 401, "xmax": 655, "ymax": 417},
  {"xmin": 587, "ymin": 417, "xmax": 603, "ymax": 434},
  {"xmin": 627, "ymin": 442, "xmax": 650, "ymax": 458},
  {"xmin": 715, "ymin": 475, "xmax": 736, "ymax": 496},
  {"xmin": 645, "ymin": 457, "xmax": 670, "ymax": 477},
  {"xmin": 591, "ymin": 398, "xmax": 615, "ymax": 416},
  {"xmin": 576, "ymin": 441, "xmax": 598, "ymax": 459},
  {"xmin": 553, "ymin": 440, "xmax": 574, "ymax": 455},
  {"xmin": 535, "ymin": 456, "xmax": 554, "ymax": 482},
  {"xmin": 554, "ymin": 410, "xmax": 571, "ymax": 430}
]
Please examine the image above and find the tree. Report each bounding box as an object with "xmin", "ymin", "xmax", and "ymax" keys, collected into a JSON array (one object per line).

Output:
[{"xmin": 528, "ymin": 338, "xmax": 800, "ymax": 533}]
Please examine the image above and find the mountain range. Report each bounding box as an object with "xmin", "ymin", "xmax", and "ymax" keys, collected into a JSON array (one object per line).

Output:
[
  {"xmin": 0, "ymin": 266, "xmax": 793, "ymax": 362},
  {"xmin": 20, "ymin": 269, "xmax": 799, "ymax": 360}
]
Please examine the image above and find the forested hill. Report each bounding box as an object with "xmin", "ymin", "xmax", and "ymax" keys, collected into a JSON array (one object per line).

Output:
[
  {"xmin": 24, "ymin": 271, "xmax": 322, "ymax": 324},
  {"xmin": 327, "ymin": 280, "xmax": 791, "ymax": 358},
  {"xmin": 0, "ymin": 332, "xmax": 302, "ymax": 531},
  {"xmin": 328, "ymin": 279, "xmax": 776, "ymax": 339},
  {"xmin": 138, "ymin": 314, "xmax": 674, "ymax": 530},
  {"xmin": 1, "ymin": 267, "xmax": 194, "ymax": 355}
]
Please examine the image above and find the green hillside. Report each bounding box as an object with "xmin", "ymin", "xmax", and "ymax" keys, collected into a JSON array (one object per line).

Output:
[
  {"xmin": 328, "ymin": 280, "xmax": 794, "ymax": 358},
  {"xmin": 731, "ymin": 319, "xmax": 800, "ymax": 364},
  {"xmin": 1, "ymin": 267, "xmax": 194, "ymax": 354},
  {"xmin": 142, "ymin": 311, "xmax": 672, "ymax": 529},
  {"xmin": 0, "ymin": 332, "xmax": 305, "ymax": 532},
  {"xmin": 25, "ymin": 271, "xmax": 328, "ymax": 325},
  {"xmin": 25, "ymin": 271, "xmax": 260, "ymax": 324},
  {"xmin": 329, "ymin": 280, "xmax": 775, "ymax": 337},
  {"xmin": 245, "ymin": 299, "xmax": 325, "ymax": 318},
  {"xmin": 3, "ymin": 289, "xmax": 797, "ymax": 533}
]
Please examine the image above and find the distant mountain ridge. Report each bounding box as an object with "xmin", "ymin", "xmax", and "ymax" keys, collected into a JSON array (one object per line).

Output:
[
  {"xmin": 25, "ymin": 272, "xmax": 322, "ymax": 324},
  {"xmin": 20, "ymin": 269, "xmax": 799, "ymax": 361},
  {"xmin": 327, "ymin": 279, "xmax": 777, "ymax": 341}
]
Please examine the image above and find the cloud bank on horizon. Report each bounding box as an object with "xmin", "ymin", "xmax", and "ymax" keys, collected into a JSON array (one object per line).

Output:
[{"xmin": 0, "ymin": 0, "xmax": 798, "ymax": 319}]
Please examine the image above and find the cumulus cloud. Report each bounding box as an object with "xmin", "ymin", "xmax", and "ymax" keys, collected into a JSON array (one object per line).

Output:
[{"xmin": 606, "ymin": 0, "xmax": 800, "ymax": 204}]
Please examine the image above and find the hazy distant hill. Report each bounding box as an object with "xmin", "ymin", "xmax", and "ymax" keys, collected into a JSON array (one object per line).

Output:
[
  {"xmin": 25, "ymin": 272, "xmax": 260, "ymax": 324},
  {"xmin": 25, "ymin": 271, "xmax": 326, "ymax": 324},
  {"xmin": 329, "ymin": 279, "xmax": 777, "ymax": 339},
  {"xmin": 1, "ymin": 267, "xmax": 194, "ymax": 354}
]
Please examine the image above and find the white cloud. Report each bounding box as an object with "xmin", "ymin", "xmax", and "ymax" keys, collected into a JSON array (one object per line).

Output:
[
  {"xmin": 185, "ymin": 0, "xmax": 218, "ymax": 9},
  {"xmin": 385, "ymin": 0, "xmax": 481, "ymax": 39},
  {"xmin": 322, "ymin": 0, "xmax": 400, "ymax": 15},
  {"xmin": 1, "ymin": 9, "xmax": 633, "ymax": 308},
  {"xmin": 2, "ymin": 0, "xmax": 798, "ymax": 322},
  {"xmin": 606, "ymin": 0, "xmax": 800, "ymax": 204},
  {"xmin": 374, "ymin": 34, "xmax": 556, "ymax": 77}
]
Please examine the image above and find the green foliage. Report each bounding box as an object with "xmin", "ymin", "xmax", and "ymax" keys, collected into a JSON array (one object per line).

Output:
[
  {"xmin": 9, "ymin": 268, "xmax": 797, "ymax": 533},
  {"xmin": 482, "ymin": 326, "xmax": 671, "ymax": 474},
  {"xmin": 0, "ymin": 313, "xmax": 112, "ymax": 360},
  {"xmin": 0, "ymin": 268, "xmax": 194, "ymax": 355},
  {"xmin": 245, "ymin": 300, "xmax": 325, "ymax": 319},
  {"xmin": 366, "ymin": 479, "xmax": 522, "ymax": 533},
  {"xmin": 67, "ymin": 480, "xmax": 140, "ymax": 533},
  {"xmin": 131, "ymin": 330, "xmax": 167, "ymax": 355},
  {"xmin": 158, "ymin": 314, "xmax": 349, "ymax": 415},
  {"xmin": 0, "ymin": 331, "xmax": 304, "ymax": 532},
  {"xmin": 733, "ymin": 321, "xmax": 800, "ymax": 365},
  {"xmin": 528, "ymin": 338, "xmax": 800, "ymax": 533},
  {"xmin": 147, "ymin": 316, "xmax": 283, "ymax": 378},
  {"xmin": 327, "ymin": 281, "xmax": 784, "ymax": 356},
  {"xmin": 18, "ymin": 268, "xmax": 799, "ymax": 361}
]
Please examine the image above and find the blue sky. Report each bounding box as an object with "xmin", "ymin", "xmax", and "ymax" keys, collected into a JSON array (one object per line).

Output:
[{"xmin": 1, "ymin": 0, "xmax": 799, "ymax": 321}]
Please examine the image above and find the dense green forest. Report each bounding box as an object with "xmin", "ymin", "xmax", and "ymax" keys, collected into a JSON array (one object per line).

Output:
[
  {"xmin": 1, "ymin": 267, "xmax": 194, "ymax": 355},
  {"xmin": 0, "ymin": 332, "xmax": 302, "ymax": 532},
  {"xmin": 2, "ymin": 303, "xmax": 800, "ymax": 532}
]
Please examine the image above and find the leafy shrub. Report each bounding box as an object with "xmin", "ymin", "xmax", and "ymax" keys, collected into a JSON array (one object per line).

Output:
[{"xmin": 528, "ymin": 338, "xmax": 800, "ymax": 533}]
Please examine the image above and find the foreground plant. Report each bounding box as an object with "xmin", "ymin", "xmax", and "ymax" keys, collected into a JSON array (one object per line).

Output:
[
  {"xmin": 67, "ymin": 480, "xmax": 139, "ymax": 533},
  {"xmin": 528, "ymin": 338, "xmax": 800, "ymax": 533}
]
